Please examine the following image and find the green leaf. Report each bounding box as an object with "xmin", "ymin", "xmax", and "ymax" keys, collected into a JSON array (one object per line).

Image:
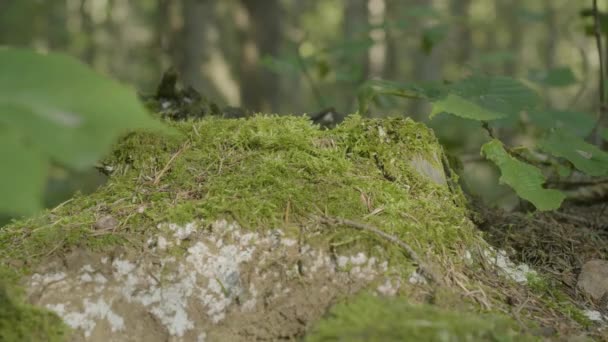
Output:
[
  {"xmin": 430, "ymin": 75, "xmax": 539, "ymax": 121},
  {"xmin": 602, "ymin": 128, "xmax": 608, "ymax": 142},
  {"xmin": 0, "ymin": 127, "xmax": 47, "ymax": 215},
  {"xmin": 528, "ymin": 67, "xmax": 577, "ymax": 87},
  {"xmin": 539, "ymin": 129, "xmax": 608, "ymax": 177},
  {"xmin": 528, "ymin": 110, "xmax": 595, "ymax": 137},
  {"xmin": 481, "ymin": 140, "xmax": 565, "ymax": 211},
  {"xmin": 0, "ymin": 48, "xmax": 166, "ymax": 215},
  {"xmin": 430, "ymin": 94, "xmax": 506, "ymax": 120},
  {"xmin": 357, "ymin": 79, "xmax": 444, "ymax": 114}
]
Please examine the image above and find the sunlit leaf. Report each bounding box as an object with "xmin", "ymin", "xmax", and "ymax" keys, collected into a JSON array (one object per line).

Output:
[
  {"xmin": 481, "ymin": 140, "xmax": 565, "ymax": 211},
  {"xmin": 430, "ymin": 75, "xmax": 539, "ymax": 121},
  {"xmin": 528, "ymin": 67, "xmax": 577, "ymax": 87},
  {"xmin": 430, "ymin": 94, "xmax": 506, "ymax": 120},
  {"xmin": 357, "ymin": 79, "xmax": 444, "ymax": 114},
  {"xmin": 0, "ymin": 48, "xmax": 166, "ymax": 215},
  {"xmin": 539, "ymin": 129, "xmax": 608, "ymax": 177}
]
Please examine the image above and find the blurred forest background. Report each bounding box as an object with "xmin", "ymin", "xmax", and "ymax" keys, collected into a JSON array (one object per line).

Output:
[{"xmin": 0, "ymin": 0, "xmax": 603, "ymax": 210}]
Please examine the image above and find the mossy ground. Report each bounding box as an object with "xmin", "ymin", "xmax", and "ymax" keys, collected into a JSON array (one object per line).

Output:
[
  {"xmin": 0, "ymin": 115, "xmax": 475, "ymax": 271},
  {"xmin": 306, "ymin": 293, "xmax": 536, "ymax": 342},
  {"xmin": 0, "ymin": 115, "xmax": 596, "ymax": 340}
]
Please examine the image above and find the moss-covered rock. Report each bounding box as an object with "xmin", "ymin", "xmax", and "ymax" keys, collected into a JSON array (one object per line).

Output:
[{"xmin": 0, "ymin": 115, "xmax": 532, "ymax": 341}]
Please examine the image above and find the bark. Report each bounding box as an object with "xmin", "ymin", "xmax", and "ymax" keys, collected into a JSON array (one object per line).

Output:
[
  {"xmin": 238, "ymin": 0, "xmax": 282, "ymax": 112},
  {"xmin": 450, "ymin": 0, "xmax": 473, "ymax": 65},
  {"xmin": 344, "ymin": 0, "xmax": 370, "ymax": 82},
  {"xmin": 500, "ymin": 0, "xmax": 522, "ymax": 76},
  {"xmin": 179, "ymin": 0, "xmax": 214, "ymax": 92}
]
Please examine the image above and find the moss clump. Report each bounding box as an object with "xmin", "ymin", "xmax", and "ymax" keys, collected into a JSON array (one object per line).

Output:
[
  {"xmin": 306, "ymin": 293, "xmax": 537, "ymax": 342},
  {"xmin": 0, "ymin": 115, "xmax": 477, "ymax": 272},
  {"xmin": 526, "ymin": 274, "xmax": 592, "ymax": 327},
  {"xmin": 0, "ymin": 269, "xmax": 67, "ymax": 342}
]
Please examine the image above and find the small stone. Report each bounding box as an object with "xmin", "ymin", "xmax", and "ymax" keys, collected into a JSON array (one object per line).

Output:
[
  {"xmin": 577, "ymin": 259, "xmax": 608, "ymax": 300},
  {"xmin": 94, "ymin": 215, "xmax": 119, "ymax": 231}
]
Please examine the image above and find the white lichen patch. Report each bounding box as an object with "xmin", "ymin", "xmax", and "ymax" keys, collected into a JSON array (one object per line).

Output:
[
  {"xmin": 26, "ymin": 219, "xmax": 397, "ymax": 341},
  {"xmin": 47, "ymin": 298, "xmax": 125, "ymax": 338},
  {"xmin": 485, "ymin": 248, "xmax": 536, "ymax": 284},
  {"xmin": 408, "ymin": 270, "xmax": 427, "ymax": 285},
  {"xmin": 583, "ymin": 310, "xmax": 606, "ymax": 322}
]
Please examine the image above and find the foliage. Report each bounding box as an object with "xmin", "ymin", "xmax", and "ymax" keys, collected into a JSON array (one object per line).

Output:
[
  {"xmin": 261, "ymin": 2, "xmax": 608, "ymax": 212},
  {"xmin": 0, "ymin": 269, "xmax": 67, "ymax": 342},
  {"xmin": 481, "ymin": 140, "xmax": 565, "ymax": 211},
  {"xmin": 356, "ymin": 70, "xmax": 608, "ymax": 211},
  {"xmin": 306, "ymin": 293, "xmax": 535, "ymax": 342},
  {"xmin": 0, "ymin": 48, "xmax": 167, "ymax": 217}
]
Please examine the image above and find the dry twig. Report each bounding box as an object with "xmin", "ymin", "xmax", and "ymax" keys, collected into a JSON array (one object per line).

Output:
[{"xmin": 318, "ymin": 215, "xmax": 444, "ymax": 285}]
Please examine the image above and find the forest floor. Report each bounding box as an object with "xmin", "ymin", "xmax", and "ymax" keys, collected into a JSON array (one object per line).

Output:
[{"xmin": 477, "ymin": 201, "xmax": 608, "ymax": 340}]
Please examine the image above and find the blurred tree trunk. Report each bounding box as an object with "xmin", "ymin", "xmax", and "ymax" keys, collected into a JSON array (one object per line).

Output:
[
  {"xmin": 500, "ymin": 0, "xmax": 522, "ymax": 76},
  {"xmin": 238, "ymin": 0, "xmax": 282, "ymax": 112},
  {"xmin": 153, "ymin": 0, "xmax": 172, "ymax": 74},
  {"xmin": 45, "ymin": 1, "xmax": 68, "ymax": 50},
  {"xmin": 343, "ymin": 0, "xmax": 370, "ymax": 113},
  {"xmin": 543, "ymin": 0, "xmax": 557, "ymax": 70},
  {"xmin": 344, "ymin": 0, "xmax": 370, "ymax": 82},
  {"xmin": 409, "ymin": 0, "xmax": 443, "ymax": 119},
  {"xmin": 80, "ymin": 0, "xmax": 96, "ymax": 65},
  {"xmin": 451, "ymin": 0, "xmax": 472, "ymax": 65},
  {"xmin": 179, "ymin": 0, "xmax": 213, "ymax": 92},
  {"xmin": 383, "ymin": 0, "xmax": 403, "ymax": 81}
]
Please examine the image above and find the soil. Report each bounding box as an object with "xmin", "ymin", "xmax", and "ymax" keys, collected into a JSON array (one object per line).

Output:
[{"xmin": 477, "ymin": 200, "xmax": 608, "ymax": 340}]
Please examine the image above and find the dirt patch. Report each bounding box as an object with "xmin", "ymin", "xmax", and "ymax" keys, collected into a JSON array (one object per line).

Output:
[{"xmin": 25, "ymin": 219, "xmax": 407, "ymax": 341}]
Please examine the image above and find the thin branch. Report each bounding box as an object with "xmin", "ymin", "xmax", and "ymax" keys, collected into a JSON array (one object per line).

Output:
[
  {"xmin": 589, "ymin": 0, "xmax": 607, "ymax": 146},
  {"xmin": 318, "ymin": 215, "xmax": 444, "ymax": 286}
]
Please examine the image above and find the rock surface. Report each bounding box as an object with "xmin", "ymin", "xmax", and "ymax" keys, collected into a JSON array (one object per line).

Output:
[{"xmin": 578, "ymin": 259, "xmax": 608, "ymax": 301}]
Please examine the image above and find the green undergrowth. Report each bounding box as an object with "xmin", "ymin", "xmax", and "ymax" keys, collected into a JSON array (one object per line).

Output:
[
  {"xmin": 526, "ymin": 274, "xmax": 592, "ymax": 327},
  {"xmin": 0, "ymin": 115, "xmax": 477, "ymax": 271},
  {"xmin": 0, "ymin": 268, "xmax": 67, "ymax": 342},
  {"xmin": 306, "ymin": 293, "xmax": 538, "ymax": 342}
]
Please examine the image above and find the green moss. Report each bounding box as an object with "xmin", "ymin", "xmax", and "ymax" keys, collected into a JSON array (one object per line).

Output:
[
  {"xmin": 0, "ymin": 115, "xmax": 485, "ymax": 339},
  {"xmin": 0, "ymin": 115, "xmax": 476, "ymax": 271},
  {"xmin": 0, "ymin": 268, "xmax": 67, "ymax": 342},
  {"xmin": 306, "ymin": 293, "xmax": 537, "ymax": 342},
  {"xmin": 527, "ymin": 274, "xmax": 592, "ymax": 327}
]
